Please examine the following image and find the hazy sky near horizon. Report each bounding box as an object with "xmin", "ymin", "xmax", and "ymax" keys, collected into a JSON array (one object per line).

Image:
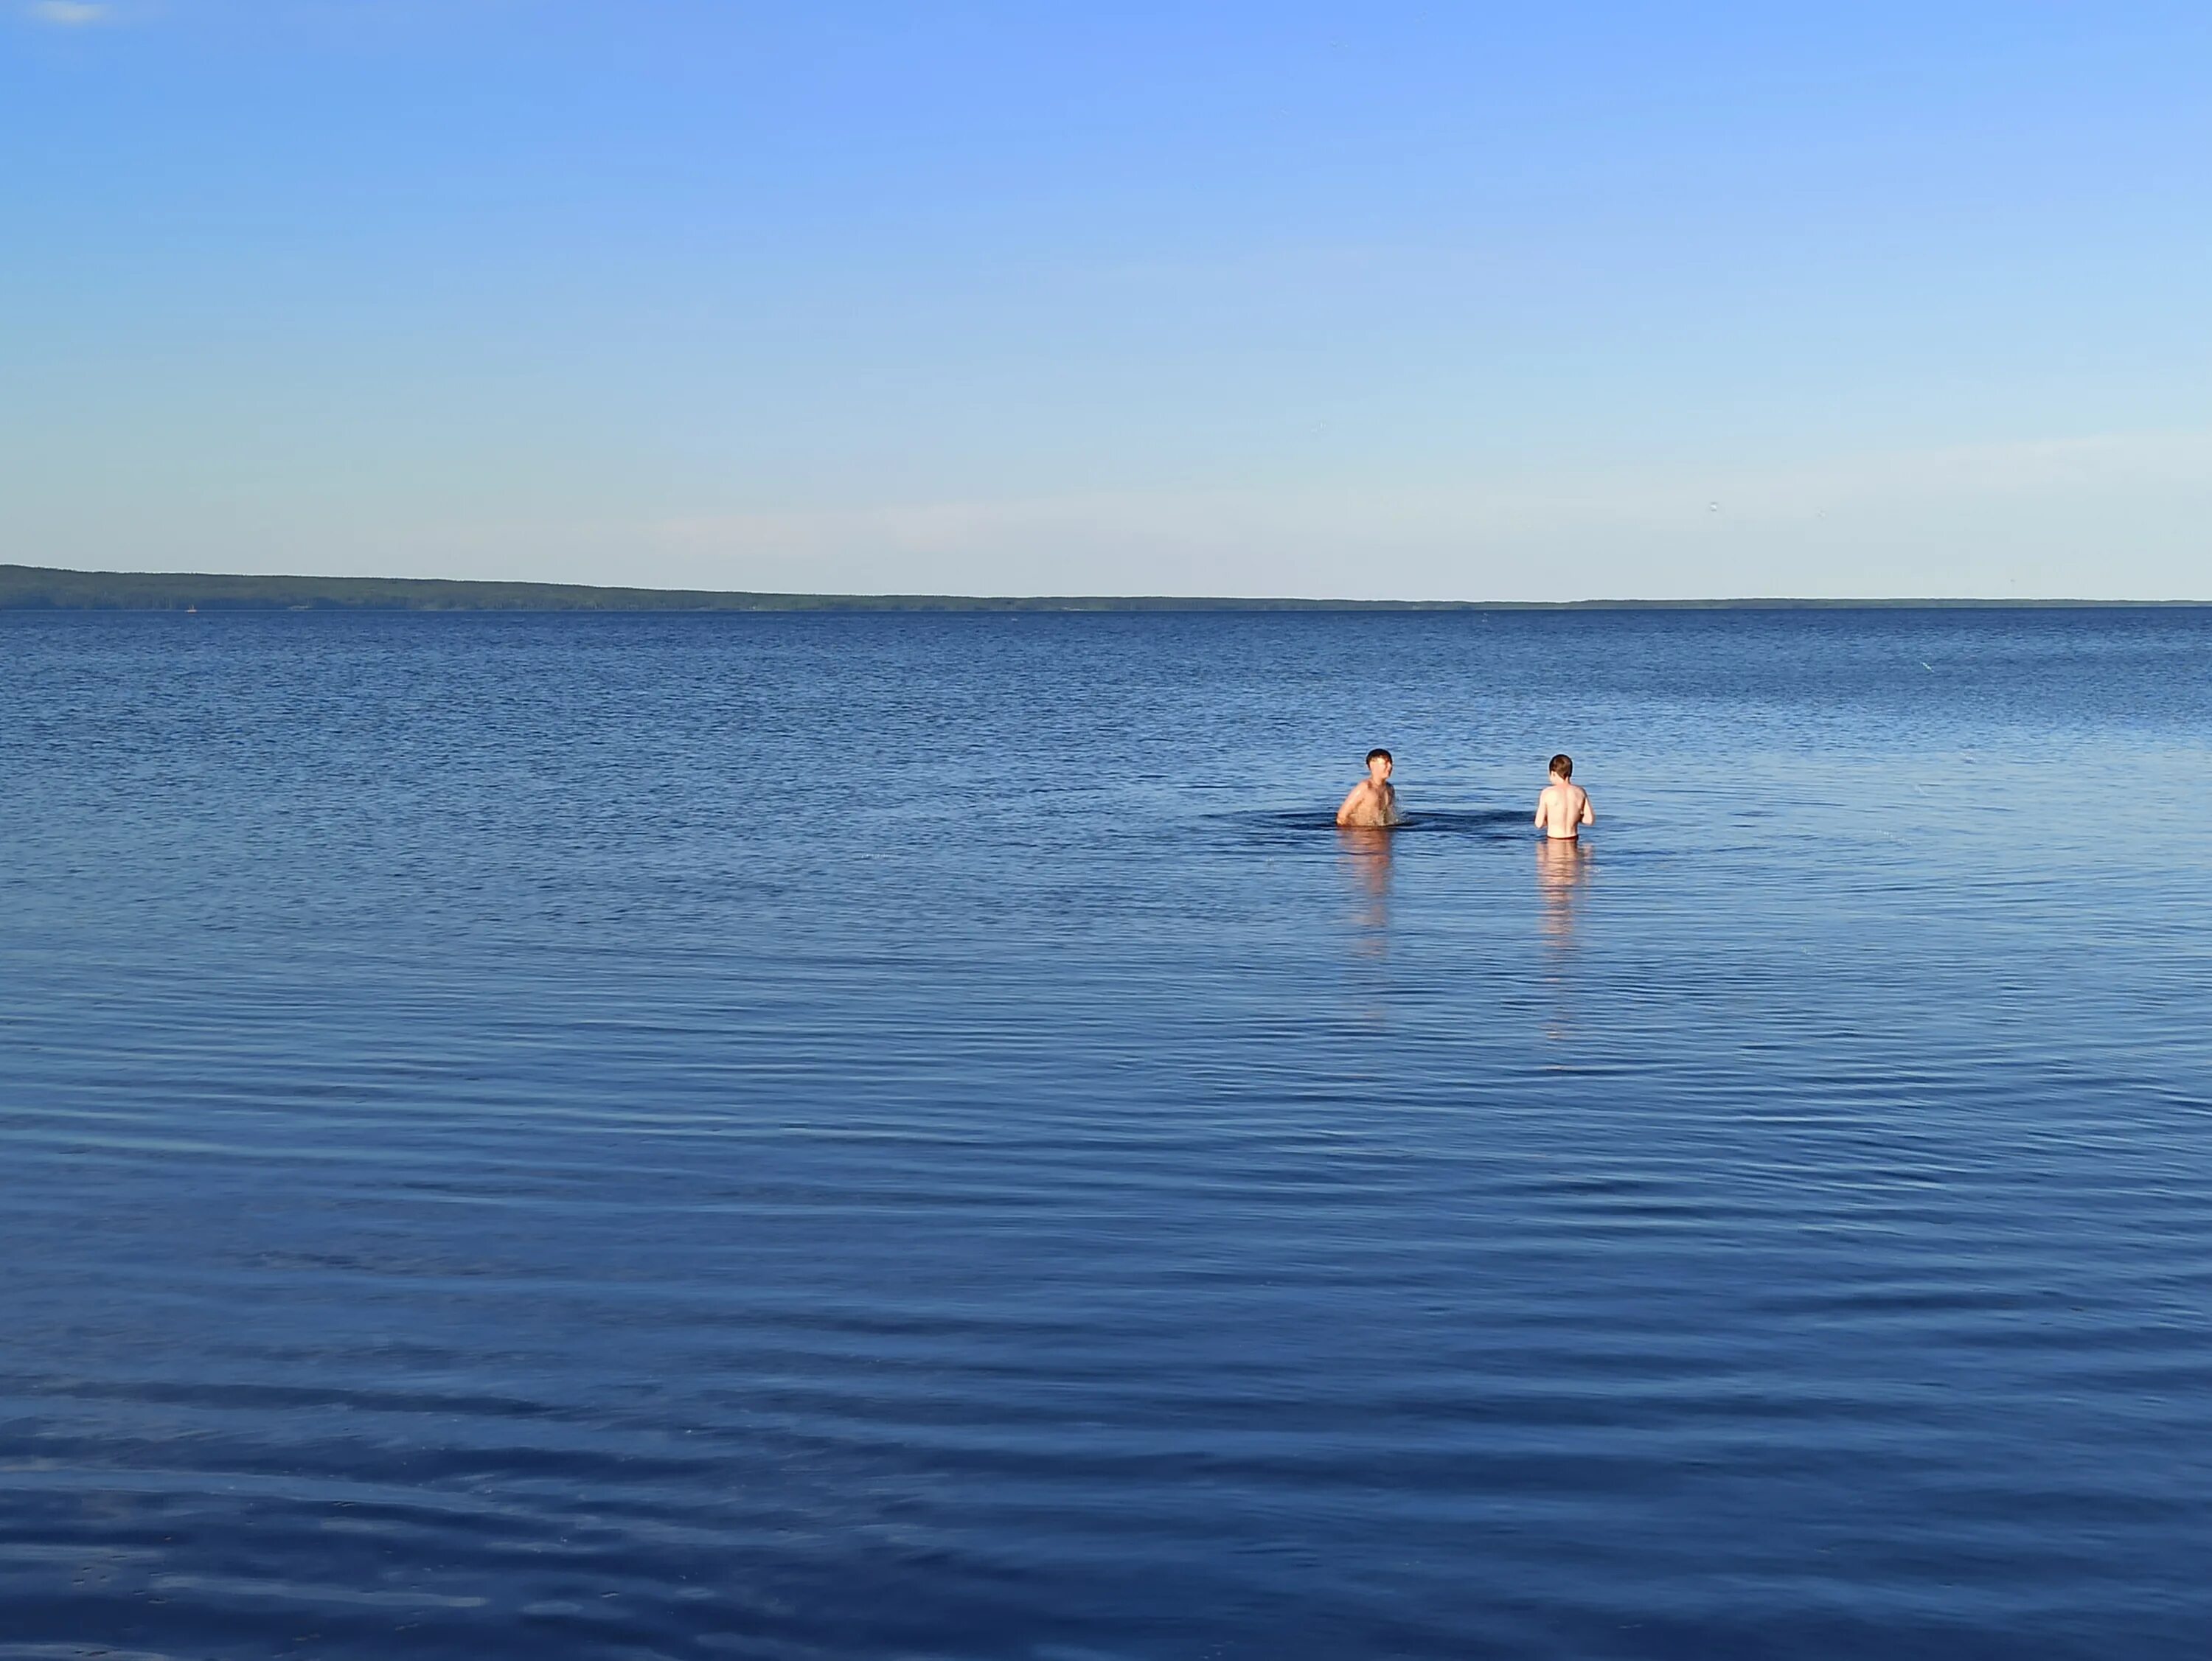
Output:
[{"xmin": 5, "ymin": 2, "xmax": 2209, "ymax": 599}]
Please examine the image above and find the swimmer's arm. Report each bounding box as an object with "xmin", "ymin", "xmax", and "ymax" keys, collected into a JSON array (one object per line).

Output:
[
  {"xmin": 1533, "ymin": 788, "xmax": 1551, "ymax": 829},
  {"xmin": 1579, "ymin": 791, "xmax": 1595, "ymax": 827},
  {"xmin": 1335, "ymin": 782, "xmax": 1370, "ymax": 826}
]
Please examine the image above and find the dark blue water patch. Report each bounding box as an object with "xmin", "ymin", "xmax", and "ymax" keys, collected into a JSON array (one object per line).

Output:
[
  {"xmin": 1217, "ymin": 806, "xmax": 1534, "ymax": 840},
  {"xmin": 4, "ymin": 607, "xmax": 2212, "ymax": 1660}
]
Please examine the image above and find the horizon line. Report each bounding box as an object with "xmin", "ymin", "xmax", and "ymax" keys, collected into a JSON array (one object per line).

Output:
[{"xmin": 4, "ymin": 563, "xmax": 2208, "ymax": 613}]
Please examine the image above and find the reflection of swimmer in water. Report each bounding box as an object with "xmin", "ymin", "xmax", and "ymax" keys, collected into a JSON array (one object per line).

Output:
[
  {"xmin": 1335, "ymin": 748, "xmax": 1402, "ymax": 828},
  {"xmin": 1533, "ymin": 753, "xmax": 1594, "ymax": 841},
  {"xmin": 1536, "ymin": 836, "xmax": 1591, "ymax": 963},
  {"xmin": 1336, "ymin": 823, "xmax": 1394, "ymax": 948},
  {"xmin": 1337, "ymin": 823, "xmax": 1394, "ymax": 887}
]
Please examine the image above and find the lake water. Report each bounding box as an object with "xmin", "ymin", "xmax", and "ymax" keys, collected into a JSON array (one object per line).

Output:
[{"xmin": 4, "ymin": 607, "xmax": 2211, "ymax": 1660}]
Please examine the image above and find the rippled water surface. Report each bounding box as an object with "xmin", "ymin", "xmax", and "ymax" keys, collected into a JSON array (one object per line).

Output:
[{"xmin": 5, "ymin": 608, "xmax": 2211, "ymax": 1660}]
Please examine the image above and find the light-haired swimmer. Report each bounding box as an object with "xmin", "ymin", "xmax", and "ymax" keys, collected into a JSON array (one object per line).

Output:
[
  {"xmin": 1534, "ymin": 753, "xmax": 1594, "ymax": 841},
  {"xmin": 1336, "ymin": 748, "xmax": 1401, "ymax": 829}
]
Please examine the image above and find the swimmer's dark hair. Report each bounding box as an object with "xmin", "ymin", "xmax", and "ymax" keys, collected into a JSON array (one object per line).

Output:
[
  {"xmin": 1549, "ymin": 753, "xmax": 1573, "ymax": 778},
  {"xmin": 1366, "ymin": 748, "xmax": 1393, "ymax": 765}
]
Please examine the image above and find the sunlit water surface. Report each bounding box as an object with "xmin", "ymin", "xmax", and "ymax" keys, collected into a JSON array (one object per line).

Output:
[{"xmin": 4, "ymin": 609, "xmax": 2211, "ymax": 1660}]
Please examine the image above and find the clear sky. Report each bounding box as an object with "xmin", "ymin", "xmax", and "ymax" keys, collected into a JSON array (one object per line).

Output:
[{"xmin": 5, "ymin": 1, "xmax": 2208, "ymax": 599}]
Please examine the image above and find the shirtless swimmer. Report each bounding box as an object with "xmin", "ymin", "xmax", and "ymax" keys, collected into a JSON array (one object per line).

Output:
[
  {"xmin": 1534, "ymin": 753, "xmax": 1594, "ymax": 841},
  {"xmin": 1336, "ymin": 748, "xmax": 1402, "ymax": 828}
]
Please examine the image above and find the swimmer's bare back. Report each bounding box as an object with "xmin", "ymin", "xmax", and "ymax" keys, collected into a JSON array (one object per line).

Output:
[{"xmin": 1534, "ymin": 779, "xmax": 1593, "ymax": 840}]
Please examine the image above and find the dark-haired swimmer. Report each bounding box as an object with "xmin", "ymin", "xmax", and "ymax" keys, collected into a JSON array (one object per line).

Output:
[
  {"xmin": 1336, "ymin": 748, "xmax": 1402, "ymax": 828},
  {"xmin": 1534, "ymin": 753, "xmax": 1593, "ymax": 841}
]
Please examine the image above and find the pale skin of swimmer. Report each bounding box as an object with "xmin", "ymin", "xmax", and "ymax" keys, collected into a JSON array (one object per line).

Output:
[
  {"xmin": 1534, "ymin": 761, "xmax": 1595, "ymax": 841},
  {"xmin": 1336, "ymin": 753, "xmax": 1401, "ymax": 828}
]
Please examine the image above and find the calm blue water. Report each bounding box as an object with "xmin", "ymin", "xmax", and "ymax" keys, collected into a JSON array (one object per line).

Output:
[{"xmin": 4, "ymin": 608, "xmax": 2211, "ymax": 1660}]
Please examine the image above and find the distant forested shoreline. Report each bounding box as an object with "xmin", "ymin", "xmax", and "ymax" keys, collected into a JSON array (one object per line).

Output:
[{"xmin": 0, "ymin": 564, "xmax": 2194, "ymax": 613}]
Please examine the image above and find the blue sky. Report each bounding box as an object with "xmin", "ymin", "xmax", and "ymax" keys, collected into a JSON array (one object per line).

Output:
[{"xmin": 4, "ymin": 1, "xmax": 2208, "ymax": 598}]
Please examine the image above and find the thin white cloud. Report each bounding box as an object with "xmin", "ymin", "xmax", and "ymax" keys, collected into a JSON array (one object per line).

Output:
[
  {"xmin": 27, "ymin": 1, "xmax": 114, "ymax": 24},
  {"xmin": 628, "ymin": 428, "xmax": 2212, "ymax": 599}
]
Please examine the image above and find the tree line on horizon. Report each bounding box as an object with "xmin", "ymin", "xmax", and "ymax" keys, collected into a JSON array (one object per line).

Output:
[{"xmin": 0, "ymin": 564, "xmax": 2166, "ymax": 613}]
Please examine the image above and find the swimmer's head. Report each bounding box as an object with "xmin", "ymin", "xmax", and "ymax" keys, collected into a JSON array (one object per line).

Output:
[
  {"xmin": 1366, "ymin": 748, "xmax": 1394, "ymax": 780},
  {"xmin": 1549, "ymin": 753, "xmax": 1573, "ymax": 780}
]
